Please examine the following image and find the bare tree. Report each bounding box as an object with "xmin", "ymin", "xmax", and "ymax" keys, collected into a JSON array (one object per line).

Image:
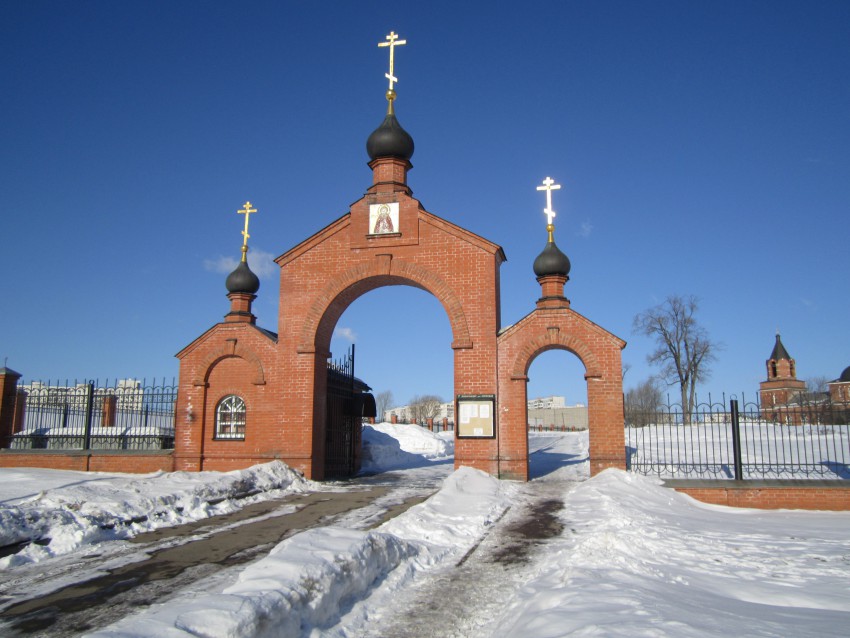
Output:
[
  {"xmin": 805, "ymin": 376, "xmax": 830, "ymax": 395},
  {"xmin": 633, "ymin": 295, "xmax": 718, "ymax": 425},
  {"xmin": 624, "ymin": 377, "xmax": 663, "ymax": 427},
  {"xmin": 408, "ymin": 394, "xmax": 443, "ymax": 423},
  {"xmin": 375, "ymin": 390, "xmax": 394, "ymax": 422}
]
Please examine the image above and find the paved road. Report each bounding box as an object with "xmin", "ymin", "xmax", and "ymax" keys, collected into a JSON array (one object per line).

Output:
[
  {"xmin": 0, "ymin": 472, "xmax": 440, "ymax": 638},
  {"xmin": 354, "ymin": 477, "xmax": 576, "ymax": 638}
]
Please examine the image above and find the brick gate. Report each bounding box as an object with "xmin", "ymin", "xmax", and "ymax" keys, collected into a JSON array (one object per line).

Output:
[{"xmin": 172, "ymin": 87, "xmax": 626, "ymax": 479}]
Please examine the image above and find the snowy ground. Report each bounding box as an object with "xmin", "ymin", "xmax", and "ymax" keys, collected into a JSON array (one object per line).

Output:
[{"xmin": 1, "ymin": 425, "xmax": 849, "ymax": 637}]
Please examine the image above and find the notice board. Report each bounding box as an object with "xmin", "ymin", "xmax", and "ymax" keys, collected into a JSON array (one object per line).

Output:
[{"xmin": 456, "ymin": 394, "xmax": 495, "ymax": 438}]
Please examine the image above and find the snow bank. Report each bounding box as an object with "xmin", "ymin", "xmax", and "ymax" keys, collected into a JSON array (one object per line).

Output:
[
  {"xmin": 97, "ymin": 528, "xmax": 416, "ymax": 638},
  {"xmin": 496, "ymin": 469, "xmax": 850, "ymax": 637},
  {"xmin": 380, "ymin": 465, "xmax": 511, "ymax": 549},
  {"xmin": 0, "ymin": 462, "xmax": 310, "ymax": 568},
  {"xmin": 88, "ymin": 467, "xmax": 512, "ymax": 638},
  {"xmin": 361, "ymin": 422, "xmax": 453, "ymax": 471}
]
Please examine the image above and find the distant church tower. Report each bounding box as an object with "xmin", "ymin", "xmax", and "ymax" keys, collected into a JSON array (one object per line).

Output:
[{"xmin": 759, "ymin": 332, "xmax": 806, "ymax": 419}]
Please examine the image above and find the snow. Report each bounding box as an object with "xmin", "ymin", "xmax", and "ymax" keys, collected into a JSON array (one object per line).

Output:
[
  {"xmin": 0, "ymin": 462, "xmax": 311, "ymax": 568},
  {"xmin": 2, "ymin": 423, "xmax": 849, "ymax": 637},
  {"xmin": 360, "ymin": 421, "xmax": 453, "ymax": 472},
  {"xmin": 498, "ymin": 469, "xmax": 850, "ymax": 637}
]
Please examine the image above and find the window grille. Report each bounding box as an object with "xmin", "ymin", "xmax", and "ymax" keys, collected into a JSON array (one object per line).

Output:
[{"xmin": 216, "ymin": 395, "xmax": 246, "ymax": 439}]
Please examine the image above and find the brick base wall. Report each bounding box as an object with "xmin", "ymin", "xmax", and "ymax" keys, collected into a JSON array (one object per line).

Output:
[
  {"xmin": 667, "ymin": 481, "xmax": 850, "ymax": 511},
  {"xmin": 0, "ymin": 451, "xmax": 175, "ymax": 473}
]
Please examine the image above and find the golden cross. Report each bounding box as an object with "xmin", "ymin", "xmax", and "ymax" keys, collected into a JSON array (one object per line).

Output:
[
  {"xmin": 536, "ymin": 177, "xmax": 561, "ymax": 227},
  {"xmin": 378, "ymin": 31, "xmax": 407, "ymax": 92},
  {"xmin": 237, "ymin": 201, "xmax": 257, "ymax": 261}
]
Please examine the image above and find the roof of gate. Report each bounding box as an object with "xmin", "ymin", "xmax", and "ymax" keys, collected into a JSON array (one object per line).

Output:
[{"xmin": 275, "ymin": 208, "xmax": 506, "ymax": 268}]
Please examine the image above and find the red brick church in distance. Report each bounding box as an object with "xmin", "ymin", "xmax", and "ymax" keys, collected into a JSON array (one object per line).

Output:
[{"xmin": 173, "ymin": 36, "xmax": 627, "ymax": 481}]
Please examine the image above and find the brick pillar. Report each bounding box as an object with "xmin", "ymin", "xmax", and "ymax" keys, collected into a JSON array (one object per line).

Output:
[
  {"xmin": 0, "ymin": 367, "xmax": 23, "ymax": 447},
  {"xmin": 367, "ymin": 156, "xmax": 412, "ymax": 196},
  {"xmin": 427, "ymin": 418, "xmax": 434, "ymax": 431},
  {"xmin": 102, "ymin": 395, "xmax": 117, "ymax": 427},
  {"xmin": 14, "ymin": 389, "xmax": 26, "ymax": 433},
  {"xmin": 391, "ymin": 414, "xmax": 398, "ymax": 424},
  {"xmin": 225, "ymin": 292, "xmax": 257, "ymax": 324},
  {"xmin": 536, "ymin": 275, "xmax": 570, "ymax": 309}
]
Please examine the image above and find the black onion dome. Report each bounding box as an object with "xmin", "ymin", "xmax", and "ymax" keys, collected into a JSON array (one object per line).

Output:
[
  {"xmin": 366, "ymin": 112, "xmax": 414, "ymax": 161},
  {"xmin": 839, "ymin": 366, "xmax": 850, "ymax": 382},
  {"xmin": 225, "ymin": 260, "xmax": 260, "ymax": 295},
  {"xmin": 533, "ymin": 241, "xmax": 571, "ymax": 278}
]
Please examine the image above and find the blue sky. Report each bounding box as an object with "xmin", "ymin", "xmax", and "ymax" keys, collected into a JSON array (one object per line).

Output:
[{"xmin": 2, "ymin": 1, "xmax": 848, "ymax": 410}]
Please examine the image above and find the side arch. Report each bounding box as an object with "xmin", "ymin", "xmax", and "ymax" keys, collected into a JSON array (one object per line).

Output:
[
  {"xmin": 510, "ymin": 330, "xmax": 603, "ymax": 381},
  {"xmin": 193, "ymin": 340, "xmax": 267, "ymax": 386},
  {"xmin": 298, "ymin": 258, "xmax": 473, "ymax": 353}
]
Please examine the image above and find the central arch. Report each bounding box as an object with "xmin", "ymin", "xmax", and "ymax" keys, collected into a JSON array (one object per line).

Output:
[{"xmin": 300, "ymin": 262, "xmax": 473, "ymax": 354}]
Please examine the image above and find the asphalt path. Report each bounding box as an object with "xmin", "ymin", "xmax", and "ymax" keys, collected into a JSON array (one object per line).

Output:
[{"xmin": 0, "ymin": 478, "xmax": 434, "ymax": 637}]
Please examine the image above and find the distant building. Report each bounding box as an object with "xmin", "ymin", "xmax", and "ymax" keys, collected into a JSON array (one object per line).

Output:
[
  {"xmin": 759, "ymin": 333, "xmax": 807, "ymax": 424},
  {"xmin": 527, "ymin": 405, "xmax": 588, "ymax": 430},
  {"xmin": 385, "ymin": 395, "xmax": 587, "ymax": 431},
  {"xmin": 828, "ymin": 366, "xmax": 850, "ymax": 416},
  {"xmin": 756, "ymin": 334, "xmax": 850, "ymax": 425},
  {"xmin": 386, "ymin": 396, "xmax": 583, "ymax": 424},
  {"xmin": 20, "ymin": 379, "xmax": 144, "ymax": 411},
  {"xmin": 384, "ymin": 401, "xmax": 454, "ymax": 424},
  {"xmin": 527, "ymin": 395, "xmax": 566, "ymax": 410}
]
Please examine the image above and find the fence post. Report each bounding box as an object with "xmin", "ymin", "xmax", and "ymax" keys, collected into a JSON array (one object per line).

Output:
[
  {"xmin": 83, "ymin": 382, "xmax": 95, "ymax": 450},
  {"xmin": 102, "ymin": 395, "xmax": 117, "ymax": 428},
  {"xmin": 730, "ymin": 399, "xmax": 743, "ymax": 480},
  {"xmin": 0, "ymin": 367, "xmax": 22, "ymax": 447}
]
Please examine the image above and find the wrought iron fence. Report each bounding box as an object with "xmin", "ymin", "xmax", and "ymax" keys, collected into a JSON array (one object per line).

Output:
[
  {"xmin": 4, "ymin": 378, "xmax": 177, "ymax": 451},
  {"xmin": 410, "ymin": 419, "xmax": 454, "ymax": 433},
  {"xmin": 626, "ymin": 394, "xmax": 850, "ymax": 479}
]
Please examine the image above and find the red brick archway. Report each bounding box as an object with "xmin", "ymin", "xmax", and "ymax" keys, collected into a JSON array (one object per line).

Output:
[
  {"xmin": 173, "ymin": 137, "xmax": 626, "ymax": 479},
  {"xmin": 497, "ymin": 299, "xmax": 626, "ymax": 480}
]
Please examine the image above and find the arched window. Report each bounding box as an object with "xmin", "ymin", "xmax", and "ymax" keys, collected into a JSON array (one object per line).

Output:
[{"xmin": 216, "ymin": 395, "xmax": 246, "ymax": 439}]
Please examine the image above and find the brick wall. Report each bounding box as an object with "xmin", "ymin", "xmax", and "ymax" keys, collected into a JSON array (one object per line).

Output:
[
  {"xmin": 672, "ymin": 484, "xmax": 850, "ymax": 511},
  {"xmin": 0, "ymin": 451, "xmax": 174, "ymax": 473}
]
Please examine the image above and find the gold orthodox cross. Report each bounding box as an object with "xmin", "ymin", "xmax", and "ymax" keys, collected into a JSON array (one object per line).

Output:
[
  {"xmin": 237, "ymin": 201, "xmax": 257, "ymax": 261},
  {"xmin": 378, "ymin": 31, "xmax": 407, "ymax": 93},
  {"xmin": 537, "ymin": 177, "xmax": 561, "ymax": 228}
]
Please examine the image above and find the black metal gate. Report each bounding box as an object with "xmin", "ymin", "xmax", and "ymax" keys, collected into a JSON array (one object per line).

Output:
[{"xmin": 324, "ymin": 346, "xmax": 362, "ymax": 478}]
